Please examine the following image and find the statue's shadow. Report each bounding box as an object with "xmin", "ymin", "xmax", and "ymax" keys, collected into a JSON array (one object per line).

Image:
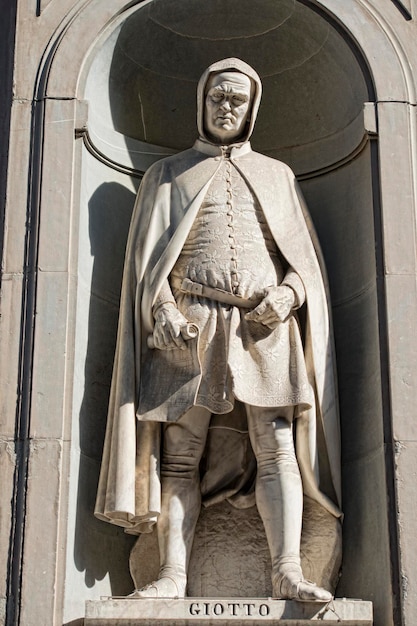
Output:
[{"xmin": 73, "ymin": 181, "xmax": 138, "ymax": 596}]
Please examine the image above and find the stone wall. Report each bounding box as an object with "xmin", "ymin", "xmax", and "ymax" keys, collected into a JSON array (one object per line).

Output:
[{"xmin": 1, "ymin": 1, "xmax": 417, "ymax": 625}]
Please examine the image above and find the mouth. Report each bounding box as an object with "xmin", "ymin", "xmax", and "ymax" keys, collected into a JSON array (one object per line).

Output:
[{"xmin": 215, "ymin": 115, "xmax": 235, "ymax": 126}]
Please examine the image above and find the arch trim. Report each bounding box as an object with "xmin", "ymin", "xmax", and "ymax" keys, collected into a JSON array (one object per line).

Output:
[{"xmin": 38, "ymin": 0, "xmax": 415, "ymax": 107}]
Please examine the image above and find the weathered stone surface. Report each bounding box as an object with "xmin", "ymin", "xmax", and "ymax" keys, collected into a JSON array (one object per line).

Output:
[
  {"xmin": 2, "ymin": 100, "xmax": 32, "ymax": 273},
  {"xmin": 394, "ymin": 440, "xmax": 417, "ymax": 624},
  {"xmin": 30, "ymin": 271, "xmax": 71, "ymax": 439},
  {"xmin": 377, "ymin": 103, "xmax": 417, "ymax": 276},
  {"xmin": 38, "ymin": 98, "xmax": 77, "ymax": 273},
  {"xmin": 19, "ymin": 439, "xmax": 68, "ymax": 626},
  {"xmin": 385, "ymin": 274, "xmax": 417, "ymax": 442},
  {"xmin": 0, "ymin": 598, "xmax": 5, "ymax": 624},
  {"xmin": 0, "ymin": 275, "xmax": 24, "ymax": 436},
  {"xmin": 0, "ymin": 440, "xmax": 15, "ymax": 604}
]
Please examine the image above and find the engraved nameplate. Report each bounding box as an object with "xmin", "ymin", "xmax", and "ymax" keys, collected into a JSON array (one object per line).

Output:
[
  {"xmin": 188, "ymin": 600, "xmax": 271, "ymax": 618},
  {"xmin": 85, "ymin": 597, "xmax": 373, "ymax": 625}
]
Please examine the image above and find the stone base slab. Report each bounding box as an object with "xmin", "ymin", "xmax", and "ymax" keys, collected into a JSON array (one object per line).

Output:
[{"xmin": 85, "ymin": 597, "xmax": 373, "ymax": 625}]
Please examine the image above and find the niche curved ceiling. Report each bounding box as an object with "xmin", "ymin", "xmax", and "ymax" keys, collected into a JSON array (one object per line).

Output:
[{"xmin": 87, "ymin": 0, "xmax": 371, "ymax": 174}]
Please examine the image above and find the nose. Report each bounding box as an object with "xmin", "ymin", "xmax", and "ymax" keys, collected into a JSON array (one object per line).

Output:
[{"xmin": 220, "ymin": 98, "xmax": 231, "ymax": 111}]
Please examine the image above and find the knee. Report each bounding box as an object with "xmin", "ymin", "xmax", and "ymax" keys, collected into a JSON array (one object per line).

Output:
[
  {"xmin": 161, "ymin": 451, "xmax": 201, "ymax": 479},
  {"xmin": 161, "ymin": 419, "xmax": 207, "ymax": 479},
  {"xmin": 253, "ymin": 418, "xmax": 298, "ymax": 472},
  {"xmin": 256, "ymin": 445, "xmax": 298, "ymax": 469}
]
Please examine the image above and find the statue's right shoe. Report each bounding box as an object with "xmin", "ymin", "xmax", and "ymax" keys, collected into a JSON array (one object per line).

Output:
[{"xmin": 129, "ymin": 574, "xmax": 186, "ymax": 598}]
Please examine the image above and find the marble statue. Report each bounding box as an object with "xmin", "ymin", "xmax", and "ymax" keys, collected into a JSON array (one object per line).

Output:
[{"xmin": 95, "ymin": 58, "xmax": 341, "ymax": 602}]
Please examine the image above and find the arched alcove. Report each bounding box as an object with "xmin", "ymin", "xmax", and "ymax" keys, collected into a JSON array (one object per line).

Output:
[
  {"xmin": 14, "ymin": 1, "xmax": 412, "ymax": 625},
  {"xmin": 85, "ymin": 0, "xmax": 370, "ymax": 175},
  {"xmin": 60, "ymin": 2, "xmax": 395, "ymax": 624}
]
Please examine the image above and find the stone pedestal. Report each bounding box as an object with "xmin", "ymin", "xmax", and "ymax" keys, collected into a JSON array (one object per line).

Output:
[{"xmin": 84, "ymin": 598, "xmax": 373, "ymax": 625}]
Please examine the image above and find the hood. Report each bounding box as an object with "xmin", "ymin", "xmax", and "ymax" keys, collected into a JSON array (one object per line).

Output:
[{"xmin": 196, "ymin": 57, "xmax": 262, "ymax": 145}]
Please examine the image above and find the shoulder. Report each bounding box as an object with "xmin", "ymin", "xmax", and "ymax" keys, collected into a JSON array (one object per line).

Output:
[
  {"xmin": 146, "ymin": 148, "xmax": 206, "ymax": 173},
  {"xmin": 242, "ymin": 150, "xmax": 295, "ymax": 178}
]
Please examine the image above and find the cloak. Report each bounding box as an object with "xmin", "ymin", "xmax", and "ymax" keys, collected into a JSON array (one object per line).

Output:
[{"xmin": 95, "ymin": 58, "xmax": 341, "ymax": 535}]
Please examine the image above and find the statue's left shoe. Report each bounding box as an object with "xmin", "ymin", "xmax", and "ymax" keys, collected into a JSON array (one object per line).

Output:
[
  {"xmin": 128, "ymin": 574, "xmax": 186, "ymax": 598},
  {"xmin": 273, "ymin": 567, "xmax": 332, "ymax": 602}
]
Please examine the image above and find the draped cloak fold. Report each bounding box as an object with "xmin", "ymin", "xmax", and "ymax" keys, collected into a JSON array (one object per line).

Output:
[{"xmin": 94, "ymin": 141, "xmax": 342, "ymax": 534}]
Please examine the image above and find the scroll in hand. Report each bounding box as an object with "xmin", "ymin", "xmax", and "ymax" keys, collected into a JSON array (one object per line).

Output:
[{"xmin": 149, "ymin": 303, "xmax": 197, "ymax": 350}]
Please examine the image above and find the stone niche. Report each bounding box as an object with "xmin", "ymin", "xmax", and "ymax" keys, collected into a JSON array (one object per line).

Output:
[{"xmin": 63, "ymin": 0, "xmax": 391, "ymax": 624}]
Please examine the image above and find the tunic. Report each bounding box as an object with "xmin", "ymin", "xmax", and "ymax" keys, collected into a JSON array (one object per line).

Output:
[{"xmin": 170, "ymin": 157, "xmax": 313, "ymax": 414}]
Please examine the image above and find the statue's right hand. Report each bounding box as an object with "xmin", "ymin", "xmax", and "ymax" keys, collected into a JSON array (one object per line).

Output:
[{"xmin": 152, "ymin": 303, "xmax": 189, "ymax": 350}]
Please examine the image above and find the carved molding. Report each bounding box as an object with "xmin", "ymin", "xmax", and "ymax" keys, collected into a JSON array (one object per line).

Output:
[
  {"xmin": 78, "ymin": 128, "xmax": 143, "ymax": 179},
  {"xmin": 391, "ymin": 0, "xmax": 412, "ymax": 19},
  {"xmin": 38, "ymin": 0, "xmax": 415, "ymax": 103},
  {"xmin": 37, "ymin": 0, "xmax": 55, "ymax": 15},
  {"xmin": 78, "ymin": 127, "xmax": 372, "ymax": 182}
]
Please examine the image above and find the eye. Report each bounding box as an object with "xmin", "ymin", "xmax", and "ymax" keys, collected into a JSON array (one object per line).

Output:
[
  {"xmin": 232, "ymin": 96, "xmax": 248, "ymax": 106},
  {"xmin": 210, "ymin": 93, "xmax": 224, "ymax": 102}
]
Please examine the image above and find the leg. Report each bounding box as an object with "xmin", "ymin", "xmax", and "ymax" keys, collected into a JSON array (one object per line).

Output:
[
  {"xmin": 246, "ymin": 405, "xmax": 332, "ymax": 602},
  {"xmin": 133, "ymin": 406, "xmax": 211, "ymax": 598}
]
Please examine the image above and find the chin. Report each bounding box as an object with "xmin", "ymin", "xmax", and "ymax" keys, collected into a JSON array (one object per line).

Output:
[{"xmin": 216, "ymin": 122, "xmax": 234, "ymax": 131}]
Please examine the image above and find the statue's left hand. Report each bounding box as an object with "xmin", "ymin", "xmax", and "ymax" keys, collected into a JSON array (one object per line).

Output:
[{"xmin": 245, "ymin": 285, "xmax": 295, "ymax": 329}]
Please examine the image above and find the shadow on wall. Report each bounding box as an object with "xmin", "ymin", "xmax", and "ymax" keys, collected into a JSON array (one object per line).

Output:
[{"xmin": 73, "ymin": 181, "xmax": 137, "ymax": 595}]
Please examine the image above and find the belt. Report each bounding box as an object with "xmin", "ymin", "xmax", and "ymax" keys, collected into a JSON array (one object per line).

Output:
[{"xmin": 171, "ymin": 276, "xmax": 263, "ymax": 309}]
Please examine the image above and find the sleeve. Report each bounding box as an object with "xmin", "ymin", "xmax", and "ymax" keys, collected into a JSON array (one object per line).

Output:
[
  {"xmin": 151, "ymin": 278, "xmax": 177, "ymax": 315},
  {"xmin": 281, "ymin": 268, "xmax": 306, "ymax": 309}
]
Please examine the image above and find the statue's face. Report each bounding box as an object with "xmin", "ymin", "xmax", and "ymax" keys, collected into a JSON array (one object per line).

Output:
[{"xmin": 204, "ymin": 71, "xmax": 252, "ymax": 144}]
